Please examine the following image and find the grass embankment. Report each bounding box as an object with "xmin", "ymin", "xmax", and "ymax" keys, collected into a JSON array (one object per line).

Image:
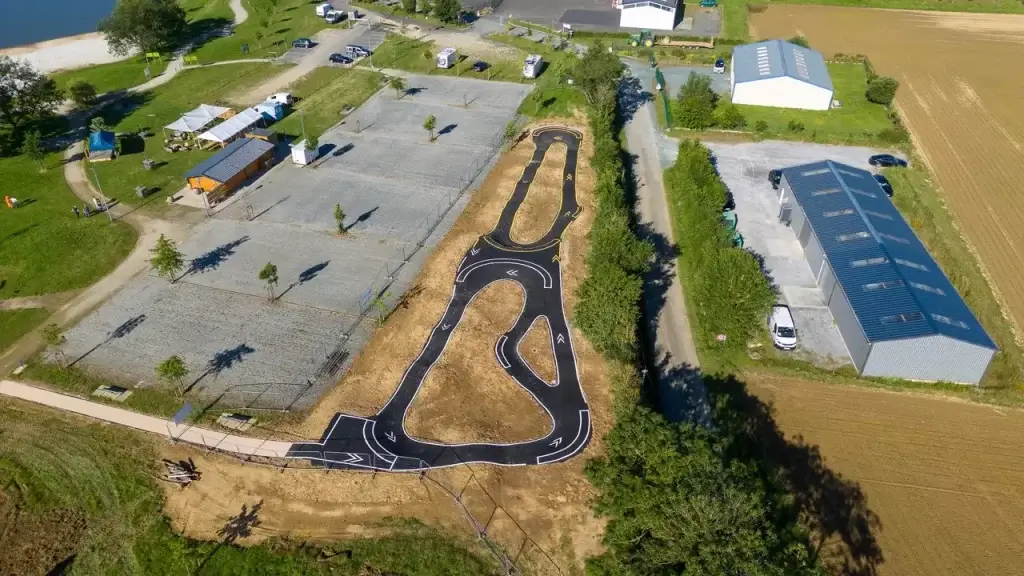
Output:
[
  {"xmin": 88, "ymin": 63, "xmax": 282, "ymax": 212},
  {"xmin": 350, "ymin": 1, "xmax": 468, "ymax": 29},
  {"xmin": 750, "ymin": 0, "xmax": 1024, "ymax": 13},
  {"xmin": 359, "ymin": 34, "xmax": 525, "ymax": 82},
  {"xmin": 272, "ymin": 67, "xmax": 383, "ymax": 140},
  {"xmin": 487, "ymin": 34, "xmax": 586, "ymax": 118},
  {"xmin": 187, "ymin": 0, "xmax": 338, "ymax": 63},
  {"xmin": 0, "ymin": 153, "xmax": 137, "ymax": 300},
  {"xmin": 51, "ymin": 57, "xmax": 170, "ymax": 95},
  {"xmin": 0, "ymin": 309, "xmax": 52, "ymax": 352},
  {"xmin": 0, "ymin": 401, "xmax": 496, "ymax": 576}
]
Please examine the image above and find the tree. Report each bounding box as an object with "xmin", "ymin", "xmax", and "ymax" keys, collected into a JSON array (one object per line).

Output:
[
  {"xmin": 98, "ymin": 0, "xmax": 188, "ymax": 56},
  {"xmin": 304, "ymin": 136, "xmax": 318, "ymax": 151},
  {"xmin": 788, "ymin": 35, "xmax": 811, "ymax": 48},
  {"xmin": 150, "ymin": 234, "xmax": 185, "ymax": 282},
  {"xmin": 866, "ymin": 76, "xmax": 899, "ymax": 105},
  {"xmin": 717, "ymin": 103, "xmax": 747, "ymax": 130},
  {"xmin": 433, "ymin": 0, "xmax": 462, "ymax": 24},
  {"xmin": 402, "ymin": 0, "xmax": 417, "ymax": 13},
  {"xmin": 502, "ymin": 120, "xmax": 520, "ymax": 150},
  {"xmin": 20, "ymin": 130, "xmax": 46, "ymax": 172},
  {"xmin": 41, "ymin": 323, "xmax": 67, "ymax": 368},
  {"xmin": 675, "ymin": 72, "xmax": 718, "ymax": 130},
  {"xmin": 254, "ymin": 29, "xmax": 265, "ymax": 49},
  {"xmin": 423, "ymin": 114, "xmax": 436, "ymax": 142},
  {"xmin": 572, "ymin": 41, "xmax": 625, "ymax": 105},
  {"xmin": 334, "ymin": 203, "xmax": 346, "ymax": 234},
  {"xmin": 67, "ymin": 79, "xmax": 98, "ymax": 108},
  {"xmin": 259, "ymin": 262, "xmax": 279, "ymax": 302},
  {"xmin": 156, "ymin": 355, "xmax": 189, "ymax": 396},
  {"xmin": 389, "ymin": 76, "xmax": 407, "ymax": 99},
  {"xmin": 89, "ymin": 116, "xmax": 110, "ymax": 133},
  {"xmin": 0, "ymin": 56, "xmax": 63, "ymax": 134}
]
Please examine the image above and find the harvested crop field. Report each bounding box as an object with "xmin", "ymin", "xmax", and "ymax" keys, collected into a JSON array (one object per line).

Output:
[
  {"xmin": 162, "ymin": 120, "xmax": 610, "ymax": 574},
  {"xmin": 749, "ymin": 6, "xmax": 1024, "ymax": 339},
  {"xmin": 747, "ymin": 373, "xmax": 1024, "ymax": 576}
]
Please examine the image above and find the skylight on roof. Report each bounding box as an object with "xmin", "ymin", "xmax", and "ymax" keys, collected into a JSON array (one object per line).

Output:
[
  {"xmin": 864, "ymin": 210, "xmax": 893, "ymax": 221},
  {"xmin": 880, "ymin": 312, "xmax": 925, "ymax": 325},
  {"xmin": 931, "ymin": 314, "xmax": 969, "ymax": 329},
  {"xmin": 894, "ymin": 258, "xmax": 928, "ymax": 272},
  {"xmin": 850, "ymin": 188, "xmax": 877, "ymax": 199},
  {"xmin": 879, "ymin": 232, "xmax": 910, "ymax": 245},
  {"xmin": 837, "ymin": 231, "xmax": 871, "ymax": 242},
  {"xmin": 851, "ymin": 257, "xmax": 888, "ymax": 268},
  {"xmin": 824, "ymin": 208, "xmax": 855, "ymax": 218},
  {"xmin": 910, "ymin": 282, "xmax": 946, "ymax": 296},
  {"xmin": 811, "ymin": 187, "xmax": 842, "ymax": 196},
  {"xmin": 801, "ymin": 168, "xmax": 830, "ymax": 176},
  {"xmin": 864, "ymin": 280, "xmax": 904, "ymax": 291}
]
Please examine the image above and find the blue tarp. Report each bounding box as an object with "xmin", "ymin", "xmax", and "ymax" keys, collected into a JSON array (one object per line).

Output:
[
  {"xmin": 255, "ymin": 100, "xmax": 284, "ymax": 121},
  {"xmin": 88, "ymin": 130, "xmax": 115, "ymax": 152}
]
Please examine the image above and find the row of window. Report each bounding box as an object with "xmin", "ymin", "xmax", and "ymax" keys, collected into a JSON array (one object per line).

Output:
[
  {"xmin": 880, "ymin": 312, "xmax": 969, "ymax": 330},
  {"xmin": 861, "ymin": 279, "xmax": 946, "ymax": 296},
  {"xmin": 849, "ymin": 255, "xmax": 930, "ymax": 273}
]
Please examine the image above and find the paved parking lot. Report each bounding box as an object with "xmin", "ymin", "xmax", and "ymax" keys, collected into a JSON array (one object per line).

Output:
[
  {"xmin": 658, "ymin": 139, "xmax": 895, "ymax": 367},
  {"xmin": 628, "ymin": 62, "xmax": 731, "ymax": 96},
  {"xmin": 62, "ymin": 75, "xmax": 531, "ymax": 410}
]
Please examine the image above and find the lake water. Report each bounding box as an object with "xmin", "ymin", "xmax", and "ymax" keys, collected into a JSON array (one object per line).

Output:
[{"xmin": 0, "ymin": 0, "xmax": 117, "ymax": 49}]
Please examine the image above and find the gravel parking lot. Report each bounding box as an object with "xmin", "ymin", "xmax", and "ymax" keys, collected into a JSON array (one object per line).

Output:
[
  {"xmin": 62, "ymin": 75, "xmax": 531, "ymax": 410},
  {"xmin": 659, "ymin": 139, "xmax": 895, "ymax": 367}
]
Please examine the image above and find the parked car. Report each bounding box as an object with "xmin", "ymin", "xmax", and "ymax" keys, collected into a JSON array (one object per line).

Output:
[
  {"xmin": 768, "ymin": 305, "xmax": 798, "ymax": 350},
  {"xmin": 713, "ymin": 58, "xmax": 726, "ymax": 74},
  {"xmin": 768, "ymin": 168, "xmax": 782, "ymax": 190},
  {"xmin": 346, "ymin": 44, "xmax": 370, "ymax": 57},
  {"xmin": 471, "ymin": 60, "xmax": 489, "ymax": 73},
  {"xmin": 874, "ymin": 174, "xmax": 894, "ymax": 197},
  {"xmin": 329, "ymin": 53, "xmax": 353, "ymax": 65},
  {"xmin": 324, "ymin": 9, "xmax": 346, "ymax": 23},
  {"xmin": 292, "ymin": 38, "xmax": 315, "ymax": 49},
  {"xmin": 868, "ymin": 153, "xmax": 907, "ymax": 168}
]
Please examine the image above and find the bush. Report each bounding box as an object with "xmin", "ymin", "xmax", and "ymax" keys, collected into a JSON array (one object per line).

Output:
[
  {"xmin": 787, "ymin": 119, "xmax": 805, "ymax": 133},
  {"xmin": 788, "ymin": 35, "xmax": 810, "ymax": 48},
  {"xmin": 68, "ymin": 79, "xmax": 98, "ymax": 108},
  {"xmin": 754, "ymin": 119, "xmax": 769, "ymax": 133},
  {"xmin": 717, "ymin": 104, "xmax": 747, "ymax": 130},
  {"xmin": 675, "ymin": 72, "xmax": 718, "ymax": 130},
  {"xmin": 866, "ymin": 76, "xmax": 899, "ymax": 105}
]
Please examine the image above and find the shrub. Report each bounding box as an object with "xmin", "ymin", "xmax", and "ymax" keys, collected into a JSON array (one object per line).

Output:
[
  {"xmin": 754, "ymin": 119, "xmax": 769, "ymax": 133},
  {"xmin": 787, "ymin": 119, "xmax": 805, "ymax": 133},
  {"xmin": 68, "ymin": 79, "xmax": 98, "ymax": 108},
  {"xmin": 866, "ymin": 76, "xmax": 899, "ymax": 105},
  {"xmin": 788, "ymin": 35, "xmax": 810, "ymax": 48},
  {"xmin": 716, "ymin": 104, "xmax": 747, "ymax": 130},
  {"xmin": 675, "ymin": 72, "xmax": 717, "ymax": 130}
]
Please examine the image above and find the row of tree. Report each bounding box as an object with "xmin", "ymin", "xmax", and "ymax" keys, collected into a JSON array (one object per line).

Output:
[
  {"xmin": 398, "ymin": 0, "xmax": 462, "ymax": 24},
  {"xmin": 675, "ymin": 72, "xmax": 748, "ymax": 131}
]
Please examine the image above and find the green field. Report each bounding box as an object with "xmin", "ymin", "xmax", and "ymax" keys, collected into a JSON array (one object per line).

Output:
[
  {"xmin": 188, "ymin": 0, "xmax": 338, "ymax": 63},
  {"xmin": 0, "ymin": 309, "xmax": 51, "ymax": 352},
  {"xmin": 350, "ymin": 0, "xmax": 468, "ymax": 29},
  {"xmin": 360, "ymin": 34, "xmax": 527, "ymax": 83},
  {"xmin": 722, "ymin": 0, "xmax": 751, "ymax": 41},
  {"xmin": 0, "ymin": 401, "xmax": 496, "ymax": 576},
  {"xmin": 0, "ymin": 153, "xmax": 137, "ymax": 300},
  {"xmin": 751, "ymin": 0, "xmax": 1024, "ymax": 13},
  {"xmin": 51, "ymin": 57, "xmax": 170, "ymax": 96},
  {"xmin": 271, "ymin": 68, "xmax": 383, "ymax": 140},
  {"xmin": 87, "ymin": 63, "xmax": 283, "ymax": 213},
  {"xmin": 487, "ymin": 34, "xmax": 586, "ymax": 118}
]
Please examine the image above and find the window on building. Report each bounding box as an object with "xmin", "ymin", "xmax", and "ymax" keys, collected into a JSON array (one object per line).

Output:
[
  {"xmin": 880, "ymin": 312, "xmax": 925, "ymax": 325},
  {"xmin": 837, "ymin": 231, "xmax": 871, "ymax": 242},
  {"xmin": 894, "ymin": 257, "xmax": 929, "ymax": 272},
  {"xmin": 863, "ymin": 280, "xmax": 904, "ymax": 291},
  {"xmin": 931, "ymin": 314, "xmax": 969, "ymax": 329},
  {"xmin": 910, "ymin": 282, "xmax": 946, "ymax": 296},
  {"xmin": 850, "ymin": 257, "xmax": 888, "ymax": 268},
  {"xmin": 824, "ymin": 208, "xmax": 855, "ymax": 218}
]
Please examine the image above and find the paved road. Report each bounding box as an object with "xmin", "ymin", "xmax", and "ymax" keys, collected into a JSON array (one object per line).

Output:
[
  {"xmin": 625, "ymin": 99, "xmax": 710, "ymax": 425},
  {"xmin": 288, "ymin": 127, "xmax": 593, "ymax": 471}
]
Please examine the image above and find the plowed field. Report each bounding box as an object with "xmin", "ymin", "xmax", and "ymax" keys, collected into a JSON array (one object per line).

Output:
[
  {"xmin": 748, "ymin": 373, "xmax": 1024, "ymax": 576},
  {"xmin": 749, "ymin": 6, "xmax": 1024, "ymax": 338}
]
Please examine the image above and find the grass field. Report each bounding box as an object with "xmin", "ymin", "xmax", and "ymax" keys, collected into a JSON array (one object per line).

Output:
[
  {"xmin": 749, "ymin": 5, "xmax": 1024, "ymax": 388},
  {"xmin": 271, "ymin": 68, "xmax": 383, "ymax": 140},
  {"xmin": 722, "ymin": 0, "xmax": 751, "ymax": 41},
  {"xmin": 360, "ymin": 34, "xmax": 526, "ymax": 83},
  {"xmin": 350, "ymin": 0, "xmax": 467, "ymax": 29},
  {"xmin": 0, "ymin": 309, "xmax": 51, "ymax": 353},
  {"xmin": 51, "ymin": 57, "xmax": 170, "ymax": 96},
  {"xmin": 187, "ymin": 0, "xmax": 338, "ymax": 63},
  {"xmin": 0, "ymin": 401, "xmax": 496, "ymax": 575},
  {"xmin": 487, "ymin": 35, "xmax": 586, "ymax": 118},
  {"xmin": 0, "ymin": 153, "xmax": 137, "ymax": 300},
  {"xmin": 750, "ymin": 0, "xmax": 1024, "ymax": 14},
  {"xmin": 88, "ymin": 63, "xmax": 282, "ymax": 212}
]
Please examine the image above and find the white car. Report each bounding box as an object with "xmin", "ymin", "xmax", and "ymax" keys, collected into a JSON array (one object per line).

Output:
[
  {"xmin": 768, "ymin": 305, "xmax": 798, "ymax": 350},
  {"xmin": 713, "ymin": 58, "xmax": 726, "ymax": 74}
]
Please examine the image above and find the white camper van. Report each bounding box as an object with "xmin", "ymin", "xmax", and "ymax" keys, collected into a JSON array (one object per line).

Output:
[
  {"xmin": 315, "ymin": 3, "xmax": 334, "ymax": 17},
  {"xmin": 523, "ymin": 54, "xmax": 543, "ymax": 79},
  {"xmin": 768, "ymin": 304, "xmax": 798, "ymax": 350},
  {"xmin": 436, "ymin": 47, "xmax": 457, "ymax": 69}
]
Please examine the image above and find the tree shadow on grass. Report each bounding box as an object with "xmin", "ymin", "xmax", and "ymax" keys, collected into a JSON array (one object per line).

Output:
[
  {"xmin": 703, "ymin": 373, "xmax": 884, "ymax": 575},
  {"xmin": 198, "ymin": 500, "xmax": 263, "ymax": 571}
]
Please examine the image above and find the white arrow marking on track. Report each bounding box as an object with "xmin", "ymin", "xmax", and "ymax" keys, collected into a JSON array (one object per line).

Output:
[
  {"xmin": 385, "ymin": 431, "xmax": 397, "ymax": 442},
  {"xmin": 506, "ymin": 269, "xmax": 518, "ymax": 277},
  {"xmin": 442, "ymin": 323, "xmax": 452, "ymax": 331},
  {"xmin": 564, "ymin": 210, "xmax": 572, "ymax": 217},
  {"xmin": 549, "ymin": 437, "xmax": 563, "ymax": 448},
  {"xmin": 471, "ymin": 247, "xmax": 480, "ymax": 255},
  {"xmin": 341, "ymin": 453, "xmax": 363, "ymax": 464},
  {"xmin": 556, "ymin": 334, "xmax": 565, "ymax": 344}
]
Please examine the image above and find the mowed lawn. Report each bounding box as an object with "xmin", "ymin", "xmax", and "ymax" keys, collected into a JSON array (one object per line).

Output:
[
  {"xmin": 51, "ymin": 57, "xmax": 170, "ymax": 96},
  {"xmin": 753, "ymin": 0, "xmax": 1024, "ymax": 13},
  {"xmin": 188, "ymin": 0, "xmax": 340, "ymax": 63},
  {"xmin": 0, "ymin": 309, "xmax": 51, "ymax": 352},
  {"xmin": 361, "ymin": 34, "xmax": 526, "ymax": 83},
  {"xmin": 88, "ymin": 63, "xmax": 283, "ymax": 212},
  {"xmin": 271, "ymin": 67, "xmax": 383, "ymax": 140},
  {"xmin": 0, "ymin": 153, "xmax": 136, "ymax": 300},
  {"xmin": 733, "ymin": 63, "xmax": 892, "ymax": 144}
]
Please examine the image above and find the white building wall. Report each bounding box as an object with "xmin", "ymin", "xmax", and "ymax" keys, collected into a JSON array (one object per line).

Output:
[
  {"xmin": 731, "ymin": 76, "xmax": 833, "ymax": 110},
  {"xmin": 620, "ymin": 4, "xmax": 677, "ymax": 31}
]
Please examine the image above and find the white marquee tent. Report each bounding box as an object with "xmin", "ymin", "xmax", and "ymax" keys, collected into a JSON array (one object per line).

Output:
[
  {"xmin": 197, "ymin": 107, "xmax": 264, "ymax": 145},
  {"xmin": 164, "ymin": 104, "xmax": 232, "ymax": 134}
]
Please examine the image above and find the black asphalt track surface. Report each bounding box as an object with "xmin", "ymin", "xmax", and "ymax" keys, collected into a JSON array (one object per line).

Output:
[{"xmin": 288, "ymin": 127, "xmax": 590, "ymax": 471}]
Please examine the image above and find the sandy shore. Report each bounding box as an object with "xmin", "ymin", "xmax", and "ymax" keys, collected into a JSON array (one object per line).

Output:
[{"xmin": 0, "ymin": 32, "xmax": 132, "ymax": 74}]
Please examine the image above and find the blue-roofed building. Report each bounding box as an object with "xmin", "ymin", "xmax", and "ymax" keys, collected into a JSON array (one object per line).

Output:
[
  {"xmin": 87, "ymin": 130, "xmax": 116, "ymax": 161},
  {"xmin": 777, "ymin": 160, "xmax": 996, "ymax": 384},
  {"xmin": 730, "ymin": 40, "xmax": 834, "ymax": 111},
  {"xmin": 185, "ymin": 137, "xmax": 275, "ymax": 202}
]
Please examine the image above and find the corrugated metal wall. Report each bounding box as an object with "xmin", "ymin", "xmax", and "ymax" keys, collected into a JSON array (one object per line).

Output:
[
  {"xmin": 805, "ymin": 230, "xmax": 825, "ymax": 282},
  {"xmin": 864, "ymin": 335, "xmax": 994, "ymax": 385},
  {"xmin": 826, "ymin": 278, "xmax": 871, "ymax": 371}
]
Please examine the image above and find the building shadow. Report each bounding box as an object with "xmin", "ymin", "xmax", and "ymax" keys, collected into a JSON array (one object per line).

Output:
[{"xmin": 187, "ymin": 236, "xmax": 250, "ymax": 275}]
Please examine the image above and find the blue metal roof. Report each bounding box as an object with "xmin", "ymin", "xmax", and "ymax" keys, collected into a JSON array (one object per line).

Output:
[
  {"xmin": 731, "ymin": 40, "xmax": 833, "ymax": 92},
  {"xmin": 88, "ymin": 130, "xmax": 115, "ymax": 152},
  {"xmin": 185, "ymin": 137, "xmax": 274, "ymax": 183},
  {"xmin": 782, "ymin": 160, "xmax": 996, "ymax": 350}
]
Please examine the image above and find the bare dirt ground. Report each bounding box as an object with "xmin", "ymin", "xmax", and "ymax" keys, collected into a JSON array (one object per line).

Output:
[
  {"xmin": 746, "ymin": 372, "xmax": 1024, "ymax": 576},
  {"xmin": 749, "ymin": 5, "xmax": 1024, "ymax": 342},
  {"xmin": 520, "ymin": 316, "xmax": 557, "ymax": 383},
  {"xmin": 509, "ymin": 140, "xmax": 569, "ymax": 245},
  {"xmin": 161, "ymin": 119, "xmax": 610, "ymax": 574}
]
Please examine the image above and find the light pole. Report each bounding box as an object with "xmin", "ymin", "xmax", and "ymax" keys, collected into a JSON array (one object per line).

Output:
[
  {"xmin": 299, "ymin": 108, "xmax": 307, "ymax": 143},
  {"xmin": 90, "ymin": 166, "xmax": 113, "ymax": 223}
]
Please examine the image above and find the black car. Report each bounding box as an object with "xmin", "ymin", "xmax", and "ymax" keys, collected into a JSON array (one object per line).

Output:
[
  {"xmin": 292, "ymin": 38, "xmax": 314, "ymax": 49},
  {"xmin": 868, "ymin": 154, "xmax": 907, "ymax": 168},
  {"xmin": 471, "ymin": 60, "xmax": 489, "ymax": 73},
  {"xmin": 873, "ymin": 174, "xmax": 894, "ymax": 197},
  {"xmin": 768, "ymin": 169, "xmax": 782, "ymax": 190},
  {"xmin": 329, "ymin": 53, "xmax": 353, "ymax": 65},
  {"xmin": 723, "ymin": 191, "xmax": 736, "ymax": 212}
]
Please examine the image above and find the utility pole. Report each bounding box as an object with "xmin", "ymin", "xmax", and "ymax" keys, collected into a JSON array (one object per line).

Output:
[
  {"xmin": 90, "ymin": 166, "xmax": 113, "ymax": 223},
  {"xmin": 299, "ymin": 109, "xmax": 307, "ymax": 142}
]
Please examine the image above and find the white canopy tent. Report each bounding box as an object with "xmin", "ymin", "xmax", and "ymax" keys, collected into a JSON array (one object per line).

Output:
[
  {"xmin": 197, "ymin": 108, "xmax": 264, "ymax": 145},
  {"xmin": 164, "ymin": 104, "xmax": 232, "ymax": 134}
]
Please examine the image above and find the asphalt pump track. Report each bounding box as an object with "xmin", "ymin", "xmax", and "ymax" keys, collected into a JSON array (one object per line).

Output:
[{"xmin": 288, "ymin": 127, "xmax": 591, "ymax": 471}]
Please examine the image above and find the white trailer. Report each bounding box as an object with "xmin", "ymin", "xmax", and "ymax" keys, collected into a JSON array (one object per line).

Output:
[
  {"xmin": 523, "ymin": 54, "xmax": 543, "ymax": 79},
  {"xmin": 315, "ymin": 3, "xmax": 334, "ymax": 17},
  {"xmin": 436, "ymin": 47, "xmax": 457, "ymax": 69}
]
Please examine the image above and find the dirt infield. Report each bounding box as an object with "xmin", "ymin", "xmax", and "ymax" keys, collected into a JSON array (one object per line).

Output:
[
  {"xmin": 162, "ymin": 119, "xmax": 610, "ymax": 573},
  {"xmin": 748, "ymin": 5, "xmax": 1024, "ymax": 341},
  {"xmin": 509, "ymin": 140, "xmax": 569, "ymax": 245},
  {"xmin": 746, "ymin": 372, "xmax": 1024, "ymax": 576}
]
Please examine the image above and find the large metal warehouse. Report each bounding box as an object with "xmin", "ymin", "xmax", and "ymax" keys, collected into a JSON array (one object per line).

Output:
[
  {"xmin": 618, "ymin": 0, "xmax": 678, "ymax": 31},
  {"xmin": 777, "ymin": 160, "xmax": 996, "ymax": 385},
  {"xmin": 730, "ymin": 40, "xmax": 834, "ymax": 110}
]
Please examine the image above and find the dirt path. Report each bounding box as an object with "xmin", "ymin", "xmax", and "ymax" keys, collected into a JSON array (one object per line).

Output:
[
  {"xmin": 230, "ymin": 0, "xmax": 249, "ymax": 26},
  {"xmin": 0, "ymin": 291, "xmax": 81, "ymax": 311}
]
